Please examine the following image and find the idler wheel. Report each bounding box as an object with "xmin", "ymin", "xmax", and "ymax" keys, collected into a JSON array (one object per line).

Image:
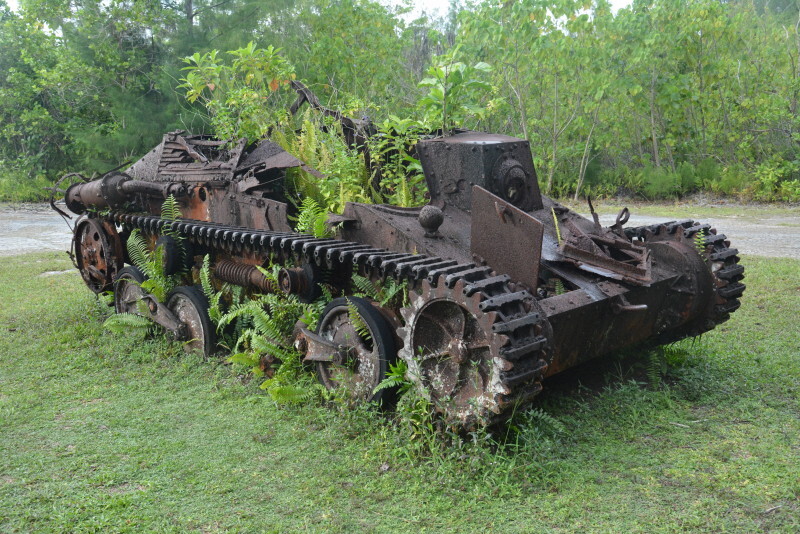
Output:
[
  {"xmin": 314, "ymin": 297, "xmax": 397, "ymax": 405},
  {"xmin": 278, "ymin": 263, "xmax": 321, "ymax": 302},
  {"xmin": 73, "ymin": 216, "xmax": 123, "ymax": 293}
]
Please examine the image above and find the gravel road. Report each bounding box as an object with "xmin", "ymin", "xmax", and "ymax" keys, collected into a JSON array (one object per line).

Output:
[
  {"xmin": 1, "ymin": 203, "xmax": 798, "ymax": 259},
  {"xmin": 592, "ymin": 212, "xmax": 800, "ymax": 259}
]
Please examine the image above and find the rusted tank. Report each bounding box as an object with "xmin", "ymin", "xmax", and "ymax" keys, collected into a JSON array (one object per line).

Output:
[{"xmin": 53, "ymin": 86, "xmax": 745, "ymax": 428}]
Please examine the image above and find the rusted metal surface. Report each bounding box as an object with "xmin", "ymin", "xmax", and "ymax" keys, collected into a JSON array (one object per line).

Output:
[
  {"xmin": 156, "ymin": 132, "xmax": 246, "ymax": 182},
  {"xmin": 65, "ymin": 172, "xmax": 187, "ymax": 214},
  {"xmin": 308, "ymin": 297, "xmax": 396, "ymax": 403},
  {"xmin": 339, "ymin": 202, "xmax": 473, "ymax": 265},
  {"xmin": 214, "ymin": 259, "xmax": 275, "ymax": 293},
  {"xmin": 55, "ymin": 82, "xmax": 747, "ymax": 428},
  {"xmin": 416, "ymin": 132, "xmax": 544, "ymax": 212},
  {"xmin": 557, "ymin": 215, "xmax": 652, "ymax": 286},
  {"xmin": 297, "ymin": 327, "xmax": 341, "ymax": 362},
  {"xmin": 470, "ymin": 185, "xmax": 543, "ymax": 291},
  {"xmin": 398, "ymin": 273, "xmax": 550, "ymax": 428},
  {"xmin": 72, "ymin": 217, "xmax": 124, "ymax": 293}
]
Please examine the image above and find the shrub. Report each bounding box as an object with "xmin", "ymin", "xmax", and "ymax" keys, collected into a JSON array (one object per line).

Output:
[
  {"xmin": 0, "ymin": 166, "xmax": 52, "ymax": 202},
  {"xmin": 778, "ymin": 178, "xmax": 800, "ymax": 202},
  {"xmin": 640, "ymin": 163, "xmax": 680, "ymax": 199},
  {"xmin": 696, "ymin": 158, "xmax": 720, "ymax": 188},
  {"xmin": 753, "ymin": 157, "xmax": 799, "ymax": 201},
  {"xmin": 712, "ymin": 164, "xmax": 750, "ymax": 196},
  {"xmin": 676, "ymin": 161, "xmax": 697, "ymax": 194}
]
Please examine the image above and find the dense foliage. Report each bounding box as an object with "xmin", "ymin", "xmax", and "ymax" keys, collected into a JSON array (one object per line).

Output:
[{"xmin": 3, "ymin": 0, "xmax": 800, "ymax": 201}]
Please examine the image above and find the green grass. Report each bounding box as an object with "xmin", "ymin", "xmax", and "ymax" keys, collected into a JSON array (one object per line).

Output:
[{"xmin": 1, "ymin": 251, "xmax": 798, "ymax": 532}]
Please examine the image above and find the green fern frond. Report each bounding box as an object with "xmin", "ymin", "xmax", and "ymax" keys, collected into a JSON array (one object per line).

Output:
[
  {"xmin": 250, "ymin": 338, "xmax": 295, "ymax": 363},
  {"xmin": 373, "ymin": 359, "xmax": 411, "ymax": 395},
  {"xmin": 140, "ymin": 277, "xmax": 168, "ymax": 303},
  {"xmin": 103, "ymin": 313, "xmax": 151, "ymax": 333},
  {"xmin": 350, "ymin": 275, "xmax": 407, "ymax": 307},
  {"xmin": 694, "ymin": 229, "xmax": 708, "ymax": 259},
  {"xmin": 646, "ymin": 348, "xmax": 667, "ymax": 388},
  {"xmin": 379, "ymin": 278, "xmax": 407, "ymax": 307},
  {"xmin": 346, "ymin": 299, "xmax": 372, "ymax": 343},
  {"xmin": 525, "ymin": 407, "xmax": 566, "ymax": 436},
  {"xmin": 161, "ymin": 194, "xmax": 182, "ymax": 222},
  {"xmin": 251, "ymin": 312, "xmax": 287, "ymax": 344},
  {"xmin": 554, "ymin": 279, "xmax": 566, "ymax": 296},
  {"xmin": 295, "ymin": 197, "xmax": 331, "ymax": 238},
  {"xmin": 126, "ymin": 229, "xmax": 150, "ymax": 272},
  {"xmin": 200, "ymin": 255, "xmax": 214, "ymax": 298},
  {"xmin": 219, "ymin": 299, "xmax": 264, "ymax": 328},
  {"xmin": 262, "ymin": 384, "xmax": 313, "ymax": 404},
  {"xmin": 351, "ymin": 274, "xmax": 379, "ymax": 300},
  {"xmin": 319, "ymin": 285, "xmax": 333, "ymax": 302},
  {"xmin": 255, "ymin": 264, "xmax": 280, "ymax": 286},
  {"xmin": 228, "ymin": 352, "xmax": 261, "ymax": 368}
]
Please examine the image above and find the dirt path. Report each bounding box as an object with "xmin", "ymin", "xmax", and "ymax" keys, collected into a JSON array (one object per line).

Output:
[{"xmin": 1, "ymin": 202, "xmax": 798, "ymax": 259}]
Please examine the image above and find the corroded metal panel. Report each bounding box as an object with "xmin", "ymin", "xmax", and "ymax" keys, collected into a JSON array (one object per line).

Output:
[{"xmin": 470, "ymin": 185, "xmax": 543, "ymax": 291}]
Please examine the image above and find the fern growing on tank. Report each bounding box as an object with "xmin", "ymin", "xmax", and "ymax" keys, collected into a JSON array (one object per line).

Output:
[
  {"xmin": 346, "ymin": 299, "xmax": 372, "ymax": 343},
  {"xmin": 295, "ymin": 197, "xmax": 331, "ymax": 238},
  {"xmin": 217, "ymin": 264, "xmax": 325, "ymax": 404},
  {"xmin": 103, "ymin": 195, "xmax": 185, "ymax": 332},
  {"xmin": 126, "ymin": 195, "xmax": 184, "ymax": 302},
  {"xmin": 694, "ymin": 228, "xmax": 708, "ymax": 260},
  {"xmin": 350, "ymin": 273, "xmax": 409, "ymax": 308},
  {"xmin": 198, "ymin": 254, "xmax": 247, "ymax": 350}
]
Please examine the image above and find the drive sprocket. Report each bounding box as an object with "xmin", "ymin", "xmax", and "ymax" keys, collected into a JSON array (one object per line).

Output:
[{"xmin": 398, "ymin": 273, "xmax": 551, "ymax": 429}]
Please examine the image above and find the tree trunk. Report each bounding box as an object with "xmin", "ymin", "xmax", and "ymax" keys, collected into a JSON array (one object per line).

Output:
[
  {"xmin": 648, "ymin": 70, "xmax": 661, "ymax": 167},
  {"xmin": 514, "ymin": 60, "xmax": 529, "ymax": 140},
  {"xmin": 574, "ymin": 109, "xmax": 599, "ymax": 201},
  {"xmin": 547, "ymin": 74, "xmax": 558, "ymax": 194},
  {"xmin": 185, "ymin": 0, "xmax": 194, "ymax": 36}
]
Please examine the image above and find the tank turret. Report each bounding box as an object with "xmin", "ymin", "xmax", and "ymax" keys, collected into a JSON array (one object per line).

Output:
[{"xmin": 416, "ymin": 132, "xmax": 543, "ymax": 212}]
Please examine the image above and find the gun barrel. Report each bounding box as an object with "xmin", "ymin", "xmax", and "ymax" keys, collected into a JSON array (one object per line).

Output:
[{"xmin": 65, "ymin": 173, "xmax": 186, "ymax": 214}]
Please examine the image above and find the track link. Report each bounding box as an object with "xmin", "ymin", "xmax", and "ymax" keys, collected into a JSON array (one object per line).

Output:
[
  {"xmin": 626, "ymin": 219, "xmax": 745, "ymax": 332},
  {"xmin": 106, "ymin": 212, "xmax": 552, "ymax": 427}
]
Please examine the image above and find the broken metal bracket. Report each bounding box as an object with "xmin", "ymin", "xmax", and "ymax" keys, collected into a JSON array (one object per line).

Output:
[
  {"xmin": 141, "ymin": 295, "xmax": 186, "ymax": 339},
  {"xmin": 297, "ymin": 327, "xmax": 346, "ymax": 363}
]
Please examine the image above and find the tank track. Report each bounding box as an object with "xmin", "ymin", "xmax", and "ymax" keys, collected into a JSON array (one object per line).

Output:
[
  {"xmin": 625, "ymin": 219, "xmax": 746, "ymax": 333},
  {"xmin": 104, "ymin": 211, "xmax": 550, "ymax": 425}
]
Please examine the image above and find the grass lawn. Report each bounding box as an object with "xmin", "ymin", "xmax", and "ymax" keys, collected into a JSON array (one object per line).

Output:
[{"xmin": 1, "ymin": 251, "xmax": 798, "ymax": 532}]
